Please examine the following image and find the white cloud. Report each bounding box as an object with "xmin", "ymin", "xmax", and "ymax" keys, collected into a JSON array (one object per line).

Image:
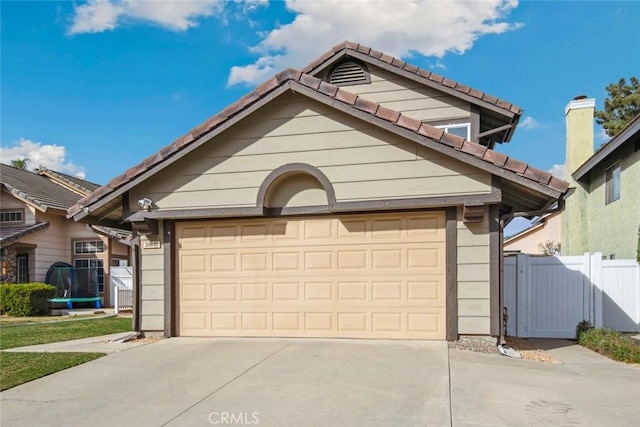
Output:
[
  {"xmin": 68, "ymin": 0, "xmax": 256, "ymax": 34},
  {"xmin": 548, "ymin": 163, "xmax": 566, "ymax": 180},
  {"xmin": 519, "ymin": 115, "xmax": 555, "ymax": 130},
  {"xmin": 228, "ymin": 0, "xmax": 522, "ymax": 86},
  {"xmin": 0, "ymin": 138, "xmax": 87, "ymax": 179},
  {"xmin": 595, "ymin": 127, "xmax": 609, "ymax": 143},
  {"xmin": 520, "ymin": 116, "xmax": 540, "ymax": 130}
]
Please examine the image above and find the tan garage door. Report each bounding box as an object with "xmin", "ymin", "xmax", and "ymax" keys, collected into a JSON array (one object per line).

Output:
[{"xmin": 177, "ymin": 212, "xmax": 446, "ymax": 339}]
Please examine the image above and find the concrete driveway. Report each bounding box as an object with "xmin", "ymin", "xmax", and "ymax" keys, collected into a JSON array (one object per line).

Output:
[
  {"xmin": 0, "ymin": 338, "xmax": 450, "ymax": 426},
  {"xmin": 1, "ymin": 337, "xmax": 639, "ymax": 426}
]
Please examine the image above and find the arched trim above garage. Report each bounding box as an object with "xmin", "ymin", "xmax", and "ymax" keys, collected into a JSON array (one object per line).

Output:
[{"xmin": 257, "ymin": 163, "xmax": 336, "ymax": 213}]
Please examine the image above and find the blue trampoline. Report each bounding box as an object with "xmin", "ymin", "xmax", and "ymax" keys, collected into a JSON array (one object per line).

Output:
[{"xmin": 45, "ymin": 262, "xmax": 102, "ymax": 309}]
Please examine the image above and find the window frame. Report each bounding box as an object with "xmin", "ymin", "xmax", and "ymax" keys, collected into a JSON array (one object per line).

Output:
[
  {"xmin": 16, "ymin": 253, "xmax": 29, "ymax": 283},
  {"xmin": 72, "ymin": 238, "xmax": 107, "ymax": 293},
  {"xmin": 74, "ymin": 258, "xmax": 105, "ymax": 293},
  {"xmin": 0, "ymin": 210, "xmax": 24, "ymax": 224},
  {"xmin": 605, "ymin": 161, "xmax": 621, "ymax": 205},
  {"xmin": 73, "ymin": 240, "xmax": 105, "ymax": 255},
  {"xmin": 434, "ymin": 122, "xmax": 471, "ymax": 140}
]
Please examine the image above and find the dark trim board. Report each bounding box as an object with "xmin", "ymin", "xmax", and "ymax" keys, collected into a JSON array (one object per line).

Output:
[
  {"xmin": 126, "ymin": 192, "xmax": 501, "ymax": 222},
  {"xmin": 163, "ymin": 220, "xmax": 175, "ymax": 337},
  {"xmin": 470, "ymin": 106, "xmax": 481, "ymax": 144},
  {"xmin": 256, "ymin": 163, "xmax": 337, "ymax": 209},
  {"xmin": 489, "ymin": 204, "xmax": 500, "ymax": 336},
  {"xmin": 132, "ymin": 238, "xmax": 141, "ymax": 332},
  {"xmin": 446, "ymin": 207, "xmax": 458, "ymax": 341}
]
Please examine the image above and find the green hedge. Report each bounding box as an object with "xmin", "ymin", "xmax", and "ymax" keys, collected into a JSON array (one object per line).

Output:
[
  {"xmin": 578, "ymin": 327, "xmax": 640, "ymax": 364},
  {"xmin": 0, "ymin": 283, "xmax": 56, "ymax": 316}
]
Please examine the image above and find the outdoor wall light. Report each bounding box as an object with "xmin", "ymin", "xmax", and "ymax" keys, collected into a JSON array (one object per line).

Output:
[{"xmin": 137, "ymin": 198, "xmax": 153, "ymax": 210}]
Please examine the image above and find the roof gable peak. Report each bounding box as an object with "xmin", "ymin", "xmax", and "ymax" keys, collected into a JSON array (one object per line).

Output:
[{"xmin": 302, "ymin": 41, "xmax": 521, "ymax": 117}]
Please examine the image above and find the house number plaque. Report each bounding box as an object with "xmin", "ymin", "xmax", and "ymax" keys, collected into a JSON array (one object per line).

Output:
[{"xmin": 142, "ymin": 240, "xmax": 161, "ymax": 249}]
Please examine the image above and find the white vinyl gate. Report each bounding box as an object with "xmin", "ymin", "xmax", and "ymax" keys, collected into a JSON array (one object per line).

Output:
[
  {"xmin": 504, "ymin": 253, "xmax": 640, "ymax": 338},
  {"xmin": 110, "ymin": 266, "xmax": 133, "ymax": 314}
]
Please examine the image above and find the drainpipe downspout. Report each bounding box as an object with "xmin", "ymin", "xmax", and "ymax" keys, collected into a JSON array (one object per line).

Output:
[{"xmin": 497, "ymin": 197, "xmax": 567, "ymax": 348}]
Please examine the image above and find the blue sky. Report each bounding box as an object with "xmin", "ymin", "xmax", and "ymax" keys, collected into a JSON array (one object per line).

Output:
[{"xmin": 2, "ymin": 1, "xmax": 639, "ymax": 234}]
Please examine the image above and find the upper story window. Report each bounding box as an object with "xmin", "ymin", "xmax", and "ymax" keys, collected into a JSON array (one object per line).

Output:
[
  {"xmin": 74, "ymin": 240, "xmax": 105, "ymax": 254},
  {"xmin": 0, "ymin": 210, "xmax": 23, "ymax": 223},
  {"xmin": 328, "ymin": 60, "xmax": 370, "ymax": 86},
  {"xmin": 605, "ymin": 161, "xmax": 621, "ymax": 204},
  {"xmin": 435, "ymin": 123, "xmax": 471, "ymax": 140}
]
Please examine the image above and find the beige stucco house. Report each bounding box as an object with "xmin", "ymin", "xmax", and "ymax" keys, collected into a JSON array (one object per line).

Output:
[
  {"xmin": 68, "ymin": 42, "xmax": 568, "ymax": 340},
  {"xmin": 503, "ymin": 211, "xmax": 561, "ymax": 254},
  {"xmin": 562, "ymin": 101, "xmax": 640, "ymax": 260},
  {"xmin": 0, "ymin": 165, "xmax": 130, "ymax": 307}
]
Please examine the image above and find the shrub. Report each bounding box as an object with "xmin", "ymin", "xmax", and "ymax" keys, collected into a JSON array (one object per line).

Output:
[
  {"xmin": 578, "ymin": 328, "xmax": 640, "ymax": 364},
  {"xmin": 575, "ymin": 320, "xmax": 594, "ymax": 340},
  {"xmin": 0, "ymin": 283, "xmax": 55, "ymax": 316}
]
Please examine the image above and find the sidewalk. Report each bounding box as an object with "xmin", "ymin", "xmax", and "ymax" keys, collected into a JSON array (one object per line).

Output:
[{"xmin": 2, "ymin": 332, "xmax": 150, "ymax": 353}]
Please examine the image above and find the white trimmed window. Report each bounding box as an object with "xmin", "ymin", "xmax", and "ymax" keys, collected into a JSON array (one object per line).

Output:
[
  {"xmin": 74, "ymin": 240, "xmax": 105, "ymax": 254},
  {"xmin": 435, "ymin": 123, "xmax": 471, "ymax": 140},
  {"xmin": 74, "ymin": 258, "xmax": 105, "ymax": 293},
  {"xmin": 0, "ymin": 211, "xmax": 23, "ymax": 223},
  {"xmin": 605, "ymin": 162, "xmax": 621, "ymax": 204}
]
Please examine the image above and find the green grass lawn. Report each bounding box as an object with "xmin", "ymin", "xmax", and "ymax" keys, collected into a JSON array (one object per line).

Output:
[
  {"xmin": 0, "ymin": 352, "xmax": 106, "ymax": 391},
  {"xmin": 0, "ymin": 316, "xmax": 132, "ymax": 391},
  {"xmin": 0, "ymin": 316, "xmax": 132, "ymax": 350}
]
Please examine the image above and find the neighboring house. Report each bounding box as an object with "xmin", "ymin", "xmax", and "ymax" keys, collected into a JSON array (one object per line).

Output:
[
  {"xmin": 503, "ymin": 211, "xmax": 561, "ymax": 254},
  {"xmin": 562, "ymin": 100, "xmax": 640, "ymax": 260},
  {"xmin": 68, "ymin": 42, "xmax": 568, "ymax": 340},
  {"xmin": 0, "ymin": 164, "xmax": 130, "ymax": 307}
]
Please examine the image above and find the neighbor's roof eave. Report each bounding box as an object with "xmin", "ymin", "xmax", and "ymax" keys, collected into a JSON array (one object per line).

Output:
[{"xmin": 573, "ymin": 115, "xmax": 640, "ymax": 181}]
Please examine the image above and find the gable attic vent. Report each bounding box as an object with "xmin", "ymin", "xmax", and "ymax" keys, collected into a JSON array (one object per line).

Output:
[{"xmin": 328, "ymin": 61, "xmax": 370, "ymax": 86}]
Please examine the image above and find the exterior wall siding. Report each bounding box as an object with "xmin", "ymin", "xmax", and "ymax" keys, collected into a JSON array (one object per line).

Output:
[
  {"xmin": 337, "ymin": 67, "xmax": 471, "ymax": 122},
  {"xmin": 130, "ymin": 92, "xmax": 490, "ymax": 211},
  {"xmin": 585, "ymin": 143, "xmax": 640, "ymax": 259},
  {"xmin": 18, "ymin": 212, "xmax": 98, "ymax": 282},
  {"xmin": 139, "ymin": 222, "xmax": 165, "ymax": 331},
  {"xmin": 456, "ymin": 206, "xmax": 491, "ymax": 335}
]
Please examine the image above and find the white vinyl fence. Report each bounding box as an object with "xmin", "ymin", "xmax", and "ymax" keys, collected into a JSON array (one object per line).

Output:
[
  {"xmin": 504, "ymin": 253, "xmax": 640, "ymax": 338},
  {"xmin": 110, "ymin": 266, "xmax": 133, "ymax": 314}
]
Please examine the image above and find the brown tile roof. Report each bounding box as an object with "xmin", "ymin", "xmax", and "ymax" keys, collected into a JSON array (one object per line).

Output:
[
  {"xmin": 0, "ymin": 222, "xmax": 50, "ymax": 248},
  {"xmin": 302, "ymin": 41, "xmax": 522, "ymax": 116},
  {"xmin": 0, "ymin": 164, "xmax": 87, "ymax": 211},
  {"xmin": 68, "ymin": 69, "xmax": 566, "ymax": 218},
  {"xmin": 38, "ymin": 167, "xmax": 100, "ymax": 195}
]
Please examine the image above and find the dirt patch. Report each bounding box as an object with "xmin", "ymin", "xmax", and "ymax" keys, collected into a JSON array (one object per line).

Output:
[
  {"xmin": 449, "ymin": 336, "xmax": 560, "ymax": 363},
  {"xmin": 507, "ymin": 337, "xmax": 560, "ymax": 363},
  {"xmin": 133, "ymin": 336, "xmax": 164, "ymax": 344}
]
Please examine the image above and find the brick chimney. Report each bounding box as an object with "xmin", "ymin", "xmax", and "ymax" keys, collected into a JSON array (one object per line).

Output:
[{"xmin": 565, "ymin": 96, "xmax": 595, "ymax": 174}]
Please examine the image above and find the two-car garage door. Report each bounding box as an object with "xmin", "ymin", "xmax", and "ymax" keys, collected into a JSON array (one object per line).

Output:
[{"xmin": 177, "ymin": 212, "xmax": 446, "ymax": 339}]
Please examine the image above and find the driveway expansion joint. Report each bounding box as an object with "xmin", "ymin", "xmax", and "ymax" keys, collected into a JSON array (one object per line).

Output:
[{"xmin": 159, "ymin": 339, "xmax": 298, "ymax": 427}]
